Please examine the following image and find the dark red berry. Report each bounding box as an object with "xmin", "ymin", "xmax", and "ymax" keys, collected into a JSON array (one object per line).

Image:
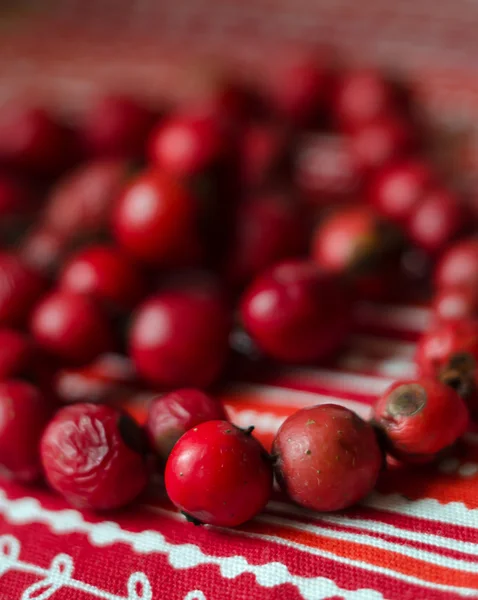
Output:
[
  {"xmin": 81, "ymin": 94, "xmax": 154, "ymax": 159},
  {"xmin": 239, "ymin": 124, "xmax": 289, "ymax": 188},
  {"xmin": 0, "ymin": 252, "xmax": 44, "ymax": 326},
  {"xmin": 112, "ymin": 169, "xmax": 200, "ymax": 266},
  {"xmin": 59, "ymin": 244, "xmax": 145, "ymax": 311},
  {"xmin": 0, "ymin": 380, "xmax": 51, "ymax": 482},
  {"xmin": 0, "ymin": 173, "xmax": 33, "ymax": 218},
  {"xmin": 368, "ymin": 159, "xmax": 433, "ymax": 224},
  {"xmin": 373, "ymin": 378, "xmax": 469, "ymax": 462},
  {"xmin": 434, "ymin": 239, "xmax": 478, "ymax": 291},
  {"xmin": 165, "ymin": 420, "xmax": 273, "ymax": 526},
  {"xmin": 272, "ymin": 404, "xmax": 382, "ymax": 511},
  {"xmin": 130, "ymin": 286, "xmax": 231, "ymax": 388},
  {"xmin": 0, "ymin": 329, "xmax": 32, "ymax": 379},
  {"xmin": 149, "ymin": 112, "xmax": 225, "ymax": 178},
  {"xmin": 240, "ymin": 260, "xmax": 350, "ymax": 363},
  {"xmin": 31, "ymin": 291, "xmax": 114, "ymax": 365},
  {"xmin": 41, "ymin": 403, "xmax": 148, "ymax": 510},
  {"xmin": 407, "ymin": 187, "xmax": 463, "ymax": 254},
  {"xmin": 146, "ymin": 388, "xmax": 228, "ymax": 461}
]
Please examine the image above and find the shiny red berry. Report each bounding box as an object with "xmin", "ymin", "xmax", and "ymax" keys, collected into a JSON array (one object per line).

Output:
[
  {"xmin": 0, "ymin": 380, "xmax": 52, "ymax": 482},
  {"xmin": 130, "ymin": 286, "xmax": 231, "ymax": 388},
  {"xmin": 407, "ymin": 187, "xmax": 463, "ymax": 254},
  {"xmin": 368, "ymin": 159, "xmax": 433, "ymax": 224},
  {"xmin": 434, "ymin": 239, "xmax": 478, "ymax": 290},
  {"xmin": 0, "ymin": 252, "xmax": 44, "ymax": 326},
  {"xmin": 149, "ymin": 112, "xmax": 225, "ymax": 178},
  {"xmin": 226, "ymin": 191, "xmax": 305, "ymax": 287},
  {"xmin": 240, "ymin": 260, "xmax": 350, "ymax": 363},
  {"xmin": 239, "ymin": 124, "xmax": 289, "ymax": 188},
  {"xmin": 373, "ymin": 378, "xmax": 469, "ymax": 462},
  {"xmin": 112, "ymin": 169, "xmax": 200, "ymax": 266},
  {"xmin": 431, "ymin": 286, "xmax": 478, "ymax": 323},
  {"xmin": 0, "ymin": 329, "xmax": 32, "ymax": 379},
  {"xmin": 146, "ymin": 388, "xmax": 228, "ymax": 461},
  {"xmin": 31, "ymin": 291, "xmax": 114, "ymax": 365},
  {"xmin": 41, "ymin": 403, "xmax": 148, "ymax": 510},
  {"xmin": 272, "ymin": 404, "xmax": 383, "ymax": 511},
  {"xmin": 165, "ymin": 420, "xmax": 273, "ymax": 526},
  {"xmin": 59, "ymin": 244, "xmax": 145, "ymax": 311},
  {"xmin": 81, "ymin": 94, "xmax": 154, "ymax": 159}
]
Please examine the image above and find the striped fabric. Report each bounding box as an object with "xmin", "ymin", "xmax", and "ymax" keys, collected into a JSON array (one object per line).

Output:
[{"xmin": 1, "ymin": 302, "xmax": 477, "ymax": 600}]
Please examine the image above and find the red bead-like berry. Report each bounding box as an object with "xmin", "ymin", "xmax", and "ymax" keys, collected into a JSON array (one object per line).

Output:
[
  {"xmin": 373, "ymin": 378, "xmax": 469, "ymax": 462},
  {"xmin": 165, "ymin": 420, "xmax": 273, "ymax": 526},
  {"xmin": 0, "ymin": 252, "xmax": 44, "ymax": 326},
  {"xmin": 434, "ymin": 239, "xmax": 478, "ymax": 291},
  {"xmin": 31, "ymin": 291, "xmax": 114, "ymax": 365},
  {"xmin": 239, "ymin": 124, "xmax": 288, "ymax": 188},
  {"xmin": 146, "ymin": 388, "xmax": 228, "ymax": 461},
  {"xmin": 0, "ymin": 329, "xmax": 32, "ymax": 379},
  {"xmin": 0, "ymin": 380, "xmax": 51, "ymax": 482},
  {"xmin": 112, "ymin": 169, "xmax": 200, "ymax": 266},
  {"xmin": 130, "ymin": 286, "xmax": 231, "ymax": 388},
  {"xmin": 59, "ymin": 244, "xmax": 145, "ymax": 311},
  {"xmin": 41, "ymin": 403, "xmax": 148, "ymax": 509},
  {"xmin": 240, "ymin": 260, "xmax": 350, "ymax": 363},
  {"xmin": 272, "ymin": 404, "xmax": 383, "ymax": 511},
  {"xmin": 431, "ymin": 286, "xmax": 478, "ymax": 323}
]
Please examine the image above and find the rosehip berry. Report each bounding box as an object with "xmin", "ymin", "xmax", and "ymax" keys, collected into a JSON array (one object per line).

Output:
[
  {"xmin": 407, "ymin": 187, "xmax": 464, "ymax": 254},
  {"xmin": 44, "ymin": 158, "xmax": 128, "ymax": 240},
  {"xmin": 434, "ymin": 239, "xmax": 478, "ymax": 290},
  {"xmin": 239, "ymin": 124, "xmax": 289, "ymax": 189},
  {"xmin": 146, "ymin": 388, "xmax": 228, "ymax": 461},
  {"xmin": 348, "ymin": 115, "xmax": 413, "ymax": 174},
  {"xmin": 149, "ymin": 112, "xmax": 225, "ymax": 178},
  {"xmin": 267, "ymin": 58, "xmax": 326, "ymax": 126},
  {"xmin": 81, "ymin": 94, "xmax": 154, "ymax": 159},
  {"xmin": 0, "ymin": 329, "xmax": 32, "ymax": 379},
  {"xmin": 432, "ymin": 286, "xmax": 478, "ymax": 323},
  {"xmin": 226, "ymin": 191, "xmax": 305, "ymax": 287},
  {"xmin": 59, "ymin": 244, "xmax": 145, "ymax": 311},
  {"xmin": 333, "ymin": 69, "xmax": 395, "ymax": 129},
  {"xmin": 41, "ymin": 403, "xmax": 148, "ymax": 509},
  {"xmin": 240, "ymin": 260, "xmax": 350, "ymax": 363},
  {"xmin": 112, "ymin": 169, "xmax": 200, "ymax": 266},
  {"xmin": 272, "ymin": 404, "xmax": 383, "ymax": 511},
  {"xmin": 0, "ymin": 380, "xmax": 51, "ymax": 482},
  {"xmin": 165, "ymin": 420, "xmax": 273, "ymax": 526},
  {"xmin": 0, "ymin": 252, "xmax": 44, "ymax": 326},
  {"xmin": 373, "ymin": 378, "xmax": 469, "ymax": 462},
  {"xmin": 31, "ymin": 291, "xmax": 114, "ymax": 365},
  {"xmin": 368, "ymin": 159, "xmax": 433, "ymax": 224},
  {"xmin": 311, "ymin": 205, "xmax": 399, "ymax": 276},
  {"xmin": 130, "ymin": 286, "xmax": 231, "ymax": 388}
]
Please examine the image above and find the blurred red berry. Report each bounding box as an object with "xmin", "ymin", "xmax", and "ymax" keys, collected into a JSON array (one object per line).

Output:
[
  {"xmin": 0, "ymin": 253, "xmax": 44, "ymax": 326},
  {"xmin": 0, "ymin": 329, "xmax": 33, "ymax": 380},
  {"xmin": 432, "ymin": 286, "xmax": 478, "ymax": 323},
  {"xmin": 239, "ymin": 124, "xmax": 289, "ymax": 188},
  {"xmin": 434, "ymin": 239, "xmax": 478, "ymax": 290}
]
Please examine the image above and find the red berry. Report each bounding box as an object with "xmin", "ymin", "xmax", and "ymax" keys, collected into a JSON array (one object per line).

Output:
[
  {"xmin": 59, "ymin": 244, "xmax": 145, "ymax": 311},
  {"xmin": 272, "ymin": 404, "xmax": 383, "ymax": 511},
  {"xmin": 0, "ymin": 173, "xmax": 33, "ymax": 218},
  {"xmin": 81, "ymin": 95, "xmax": 154, "ymax": 159},
  {"xmin": 434, "ymin": 239, "xmax": 478, "ymax": 290},
  {"xmin": 0, "ymin": 380, "xmax": 51, "ymax": 482},
  {"xmin": 348, "ymin": 115, "xmax": 413, "ymax": 173},
  {"xmin": 0, "ymin": 106, "xmax": 69, "ymax": 174},
  {"xmin": 373, "ymin": 378, "xmax": 469, "ymax": 462},
  {"xmin": 31, "ymin": 291, "xmax": 114, "ymax": 365},
  {"xmin": 368, "ymin": 160, "xmax": 433, "ymax": 224},
  {"xmin": 130, "ymin": 286, "xmax": 231, "ymax": 388},
  {"xmin": 295, "ymin": 134, "xmax": 360, "ymax": 205},
  {"xmin": 0, "ymin": 252, "xmax": 44, "ymax": 326},
  {"xmin": 407, "ymin": 187, "xmax": 463, "ymax": 254},
  {"xmin": 239, "ymin": 124, "xmax": 288, "ymax": 189},
  {"xmin": 432, "ymin": 286, "xmax": 478, "ymax": 323},
  {"xmin": 267, "ymin": 58, "xmax": 326, "ymax": 126},
  {"xmin": 333, "ymin": 69, "xmax": 395, "ymax": 129},
  {"xmin": 44, "ymin": 159, "xmax": 128, "ymax": 240},
  {"xmin": 112, "ymin": 169, "xmax": 200, "ymax": 266},
  {"xmin": 240, "ymin": 260, "xmax": 350, "ymax": 363},
  {"xmin": 226, "ymin": 191, "xmax": 305, "ymax": 287},
  {"xmin": 41, "ymin": 403, "xmax": 148, "ymax": 509},
  {"xmin": 20, "ymin": 226, "xmax": 68, "ymax": 274},
  {"xmin": 0, "ymin": 329, "xmax": 32, "ymax": 379},
  {"xmin": 149, "ymin": 112, "xmax": 225, "ymax": 178},
  {"xmin": 146, "ymin": 388, "xmax": 228, "ymax": 461},
  {"xmin": 165, "ymin": 420, "xmax": 273, "ymax": 526}
]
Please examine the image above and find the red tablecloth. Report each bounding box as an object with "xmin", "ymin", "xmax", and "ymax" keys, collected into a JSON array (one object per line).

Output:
[{"xmin": 1, "ymin": 302, "xmax": 477, "ymax": 600}]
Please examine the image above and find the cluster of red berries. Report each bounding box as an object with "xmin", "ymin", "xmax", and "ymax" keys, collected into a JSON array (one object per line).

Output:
[{"xmin": 0, "ymin": 56, "xmax": 476, "ymax": 527}]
